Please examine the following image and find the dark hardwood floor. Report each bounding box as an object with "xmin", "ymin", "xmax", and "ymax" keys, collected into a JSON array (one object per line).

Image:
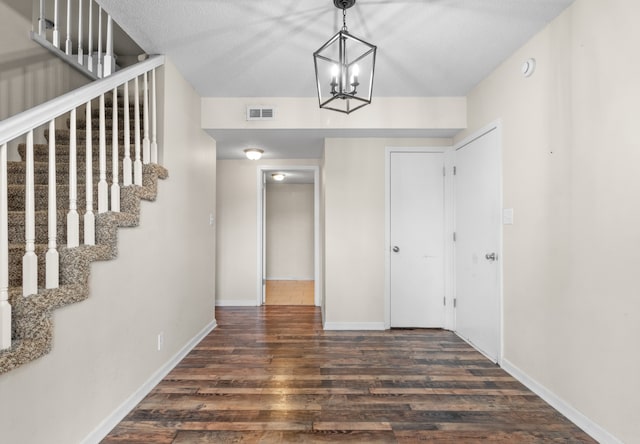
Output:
[{"xmin": 102, "ymin": 306, "xmax": 595, "ymax": 443}]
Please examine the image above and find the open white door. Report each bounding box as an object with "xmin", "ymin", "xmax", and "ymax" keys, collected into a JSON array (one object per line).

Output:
[
  {"xmin": 454, "ymin": 126, "xmax": 501, "ymax": 361},
  {"xmin": 390, "ymin": 152, "xmax": 445, "ymax": 328}
]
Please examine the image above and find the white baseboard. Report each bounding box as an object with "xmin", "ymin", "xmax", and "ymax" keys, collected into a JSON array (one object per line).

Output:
[
  {"xmin": 323, "ymin": 321, "xmax": 385, "ymax": 331},
  {"xmin": 501, "ymin": 358, "xmax": 622, "ymax": 444},
  {"xmin": 81, "ymin": 319, "xmax": 217, "ymax": 444},
  {"xmin": 215, "ymin": 299, "xmax": 258, "ymax": 307}
]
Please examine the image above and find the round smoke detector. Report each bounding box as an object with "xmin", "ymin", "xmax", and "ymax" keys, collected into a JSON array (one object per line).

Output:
[{"xmin": 522, "ymin": 58, "xmax": 536, "ymax": 77}]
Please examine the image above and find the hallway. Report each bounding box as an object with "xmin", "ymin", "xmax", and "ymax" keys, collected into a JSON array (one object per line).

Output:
[{"xmin": 103, "ymin": 307, "xmax": 594, "ymax": 443}]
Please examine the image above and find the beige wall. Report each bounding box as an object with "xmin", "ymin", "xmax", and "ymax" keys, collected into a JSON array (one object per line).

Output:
[
  {"xmin": 0, "ymin": 58, "xmax": 217, "ymax": 444},
  {"xmin": 266, "ymin": 183, "xmax": 314, "ymax": 280},
  {"xmin": 323, "ymin": 138, "xmax": 450, "ymax": 327},
  {"xmin": 0, "ymin": 1, "xmax": 89, "ymax": 158},
  {"xmin": 458, "ymin": 0, "xmax": 640, "ymax": 441},
  {"xmin": 216, "ymin": 158, "xmax": 320, "ymax": 305}
]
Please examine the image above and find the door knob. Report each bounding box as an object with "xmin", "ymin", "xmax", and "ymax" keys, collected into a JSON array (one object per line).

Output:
[
  {"xmin": 392, "ymin": 246, "xmax": 400, "ymax": 253},
  {"xmin": 485, "ymin": 252, "xmax": 497, "ymax": 261}
]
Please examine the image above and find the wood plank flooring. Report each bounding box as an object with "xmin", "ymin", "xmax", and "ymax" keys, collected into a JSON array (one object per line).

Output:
[
  {"xmin": 102, "ymin": 307, "xmax": 595, "ymax": 443},
  {"xmin": 266, "ymin": 280, "xmax": 315, "ymax": 305}
]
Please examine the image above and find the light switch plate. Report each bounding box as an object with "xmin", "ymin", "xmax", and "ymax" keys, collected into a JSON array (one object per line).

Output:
[{"xmin": 503, "ymin": 208, "xmax": 514, "ymax": 225}]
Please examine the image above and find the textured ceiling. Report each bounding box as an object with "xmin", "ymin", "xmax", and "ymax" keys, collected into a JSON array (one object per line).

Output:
[{"xmin": 96, "ymin": 0, "xmax": 575, "ymax": 157}]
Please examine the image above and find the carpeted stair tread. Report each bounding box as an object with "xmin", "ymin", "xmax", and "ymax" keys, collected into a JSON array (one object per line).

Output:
[
  {"xmin": 71, "ymin": 118, "xmax": 145, "ymax": 131},
  {"xmin": 7, "ymin": 161, "xmax": 121, "ymax": 186},
  {"xmin": 8, "ymin": 183, "xmax": 111, "ymax": 211},
  {"xmin": 8, "ymin": 166, "xmax": 151, "ymax": 186},
  {"xmin": 7, "ymin": 209, "xmax": 84, "ymax": 244},
  {"xmin": 18, "ymin": 143, "xmax": 146, "ymax": 164},
  {"xmin": 46, "ymin": 129, "xmax": 141, "ymax": 144},
  {"xmin": 91, "ymin": 107, "xmax": 143, "ymax": 120}
]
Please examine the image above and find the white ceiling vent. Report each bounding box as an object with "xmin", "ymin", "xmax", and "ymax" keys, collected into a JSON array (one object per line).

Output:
[{"xmin": 247, "ymin": 106, "xmax": 275, "ymax": 121}]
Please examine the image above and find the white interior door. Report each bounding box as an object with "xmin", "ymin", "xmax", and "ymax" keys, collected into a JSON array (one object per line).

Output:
[
  {"xmin": 390, "ymin": 152, "xmax": 445, "ymax": 328},
  {"xmin": 454, "ymin": 128, "xmax": 501, "ymax": 361}
]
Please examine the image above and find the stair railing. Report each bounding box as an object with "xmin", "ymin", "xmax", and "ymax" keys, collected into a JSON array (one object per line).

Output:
[
  {"xmin": 0, "ymin": 55, "xmax": 164, "ymax": 351},
  {"xmin": 32, "ymin": 0, "xmax": 118, "ymax": 80}
]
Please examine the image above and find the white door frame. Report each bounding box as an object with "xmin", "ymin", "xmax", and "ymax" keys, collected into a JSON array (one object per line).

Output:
[
  {"xmin": 453, "ymin": 120, "xmax": 504, "ymax": 363},
  {"xmin": 256, "ymin": 165, "xmax": 321, "ymax": 307},
  {"xmin": 384, "ymin": 146, "xmax": 455, "ymax": 330}
]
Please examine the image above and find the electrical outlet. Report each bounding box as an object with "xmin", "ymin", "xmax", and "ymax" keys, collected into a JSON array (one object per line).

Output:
[{"xmin": 157, "ymin": 332, "xmax": 164, "ymax": 351}]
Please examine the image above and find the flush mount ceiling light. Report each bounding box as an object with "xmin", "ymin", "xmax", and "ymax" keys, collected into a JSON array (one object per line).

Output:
[
  {"xmin": 244, "ymin": 148, "xmax": 264, "ymax": 160},
  {"xmin": 272, "ymin": 173, "xmax": 286, "ymax": 181},
  {"xmin": 313, "ymin": 0, "xmax": 377, "ymax": 114}
]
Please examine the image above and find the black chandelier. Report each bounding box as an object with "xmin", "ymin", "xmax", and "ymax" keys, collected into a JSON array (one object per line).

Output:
[{"xmin": 313, "ymin": 0, "xmax": 377, "ymax": 114}]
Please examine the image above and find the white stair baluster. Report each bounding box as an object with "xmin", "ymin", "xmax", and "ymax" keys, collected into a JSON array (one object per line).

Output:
[
  {"xmin": 142, "ymin": 72, "xmax": 150, "ymax": 165},
  {"xmin": 46, "ymin": 120, "xmax": 59, "ymax": 289},
  {"xmin": 134, "ymin": 76, "xmax": 142, "ymax": 185},
  {"xmin": 151, "ymin": 68, "xmax": 158, "ymax": 164},
  {"xmin": 104, "ymin": 15, "xmax": 113, "ymax": 77},
  {"xmin": 98, "ymin": 94, "xmax": 108, "ymax": 212},
  {"xmin": 77, "ymin": 0, "xmax": 84, "ymax": 65},
  {"xmin": 67, "ymin": 109, "xmax": 80, "ymax": 248},
  {"xmin": 65, "ymin": 0, "xmax": 72, "ymax": 55},
  {"xmin": 23, "ymin": 130, "xmax": 38, "ymax": 296},
  {"xmin": 97, "ymin": 7, "xmax": 103, "ymax": 78},
  {"xmin": 110, "ymin": 87, "xmax": 120, "ymax": 211},
  {"xmin": 84, "ymin": 100, "xmax": 95, "ymax": 245},
  {"xmin": 38, "ymin": 0, "xmax": 45, "ymax": 36},
  {"xmin": 0, "ymin": 143, "xmax": 11, "ymax": 350},
  {"xmin": 53, "ymin": 0, "xmax": 60, "ymax": 47},
  {"xmin": 123, "ymin": 80, "xmax": 132, "ymax": 186},
  {"xmin": 87, "ymin": 0, "xmax": 93, "ymax": 72}
]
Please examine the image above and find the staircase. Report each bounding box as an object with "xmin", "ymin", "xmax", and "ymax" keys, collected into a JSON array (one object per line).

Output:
[{"xmin": 0, "ymin": 76, "xmax": 167, "ymax": 374}]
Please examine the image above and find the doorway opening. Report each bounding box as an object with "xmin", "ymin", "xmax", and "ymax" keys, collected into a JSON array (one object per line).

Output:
[{"xmin": 256, "ymin": 166, "xmax": 321, "ymax": 307}]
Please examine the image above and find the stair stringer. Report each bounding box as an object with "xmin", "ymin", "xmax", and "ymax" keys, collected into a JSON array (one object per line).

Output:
[{"xmin": 0, "ymin": 163, "xmax": 168, "ymax": 375}]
